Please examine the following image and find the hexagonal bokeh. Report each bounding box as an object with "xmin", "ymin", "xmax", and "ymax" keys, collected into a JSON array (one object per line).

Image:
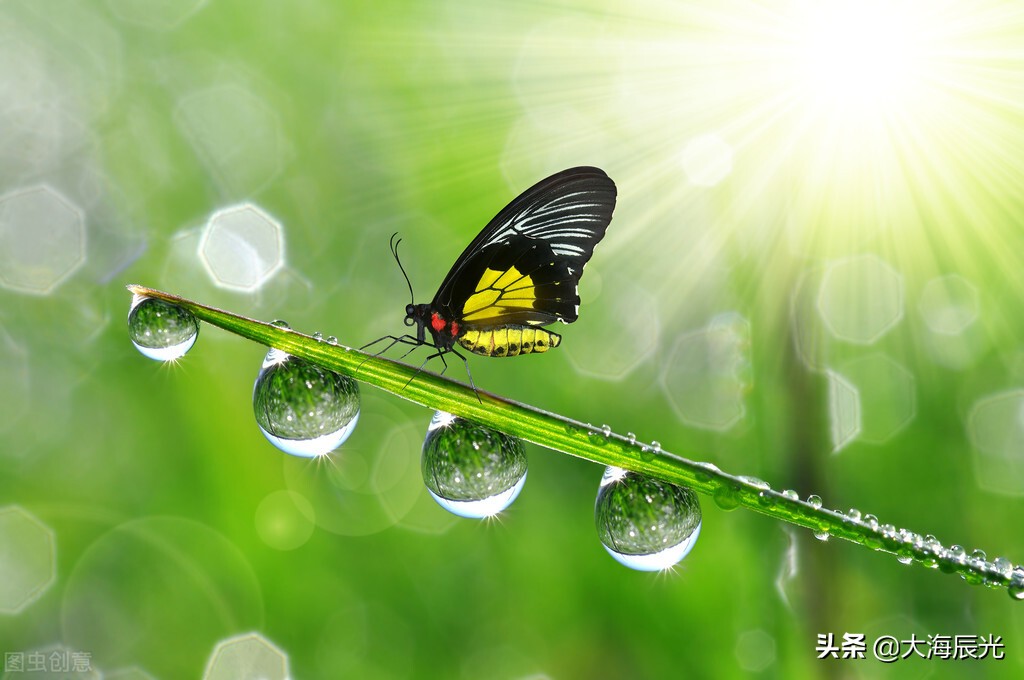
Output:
[
  {"xmin": 200, "ymin": 203, "xmax": 284, "ymax": 291},
  {"xmin": 0, "ymin": 186, "xmax": 85, "ymax": 295},
  {"xmin": 566, "ymin": 274, "xmax": 659, "ymax": 381},
  {"xmin": 826, "ymin": 370, "xmax": 861, "ymax": 452},
  {"xmin": 918, "ymin": 274, "xmax": 979, "ymax": 335},
  {"xmin": 967, "ymin": 390, "xmax": 1024, "ymax": 496},
  {"xmin": 105, "ymin": 0, "xmax": 208, "ymax": 30},
  {"xmin": 0, "ymin": 506, "xmax": 56, "ymax": 614},
  {"xmin": 681, "ymin": 133, "xmax": 734, "ymax": 187},
  {"xmin": 661, "ymin": 312, "xmax": 751, "ymax": 431},
  {"xmin": 175, "ymin": 84, "xmax": 288, "ymax": 197},
  {"xmin": 817, "ymin": 254, "xmax": 904, "ymax": 344},
  {"xmin": 203, "ymin": 633, "xmax": 289, "ymax": 680},
  {"xmin": 836, "ymin": 354, "xmax": 916, "ymax": 445}
]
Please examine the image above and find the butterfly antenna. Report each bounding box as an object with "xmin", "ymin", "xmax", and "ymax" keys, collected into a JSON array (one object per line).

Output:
[{"xmin": 390, "ymin": 232, "xmax": 415, "ymax": 306}]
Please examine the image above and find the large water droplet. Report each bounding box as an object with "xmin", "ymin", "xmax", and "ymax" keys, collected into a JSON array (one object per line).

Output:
[
  {"xmin": 253, "ymin": 348, "xmax": 360, "ymax": 457},
  {"xmin": 595, "ymin": 467, "xmax": 702, "ymax": 572},
  {"xmin": 421, "ymin": 411, "xmax": 527, "ymax": 519},
  {"xmin": 127, "ymin": 296, "xmax": 198, "ymax": 361}
]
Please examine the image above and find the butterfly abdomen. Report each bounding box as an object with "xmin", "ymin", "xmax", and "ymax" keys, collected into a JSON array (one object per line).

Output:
[{"xmin": 458, "ymin": 326, "xmax": 561, "ymax": 357}]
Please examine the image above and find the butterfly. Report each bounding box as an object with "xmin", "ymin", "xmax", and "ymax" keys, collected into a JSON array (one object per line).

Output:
[{"xmin": 366, "ymin": 166, "xmax": 617, "ymax": 387}]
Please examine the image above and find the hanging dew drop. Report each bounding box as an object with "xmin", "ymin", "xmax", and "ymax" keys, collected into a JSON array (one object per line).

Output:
[
  {"xmin": 738, "ymin": 476, "xmax": 770, "ymax": 491},
  {"xmin": 813, "ymin": 530, "xmax": 829, "ymax": 542},
  {"xmin": 595, "ymin": 467, "xmax": 701, "ymax": 572},
  {"xmin": 992, "ymin": 557, "xmax": 1013, "ymax": 578},
  {"xmin": 897, "ymin": 554, "xmax": 914, "ymax": 565},
  {"xmin": 693, "ymin": 461, "xmax": 719, "ymax": 483},
  {"xmin": 1008, "ymin": 568, "xmax": 1024, "ymax": 601},
  {"xmin": 127, "ymin": 296, "xmax": 199, "ymax": 361},
  {"xmin": 421, "ymin": 411, "xmax": 527, "ymax": 519},
  {"xmin": 713, "ymin": 484, "xmax": 740, "ymax": 511},
  {"xmin": 639, "ymin": 444, "xmax": 654, "ymax": 462},
  {"xmin": 252, "ymin": 348, "xmax": 360, "ymax": 457}
]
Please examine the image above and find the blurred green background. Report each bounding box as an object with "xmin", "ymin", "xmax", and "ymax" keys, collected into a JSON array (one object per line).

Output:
[{"xmin": 1, "ymin": 0, "xmax": 1023, "ymax": 677}]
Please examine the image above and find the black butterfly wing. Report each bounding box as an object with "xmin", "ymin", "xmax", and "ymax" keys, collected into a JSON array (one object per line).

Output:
[{"xmin": 432, "ymin": 167, "xmax": 617, "ymax": 327}]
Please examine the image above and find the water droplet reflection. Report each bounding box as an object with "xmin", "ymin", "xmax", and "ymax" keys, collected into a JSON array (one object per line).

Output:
[
  {"xmin": 421, "ymin": 411, "xmax": 527, "ymax": 519},
  {"xmin": 594, "ymin": 466, "xmax": 702, "ymax": 571},
  {"xmin": 253, "ymin": 348, "xmax": 360, "ymax": 457},
  {"xmin": 127, "ymin": 296, "xmax": 198, "ymax": 361}
]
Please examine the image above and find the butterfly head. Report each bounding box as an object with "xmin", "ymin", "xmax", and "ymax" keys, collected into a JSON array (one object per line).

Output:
[
  {"xmin": 404, "ymin": 303, "xmax": 426, "ymax": 328},
  {"xmin": 404, "ymin": 302, "xmax": 434, "ymax": 343}
]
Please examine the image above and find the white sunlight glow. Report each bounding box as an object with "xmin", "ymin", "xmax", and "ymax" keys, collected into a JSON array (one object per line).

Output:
[{"xmin": 793, "ymin": 0, "xmax": 926, "ymax": 112}]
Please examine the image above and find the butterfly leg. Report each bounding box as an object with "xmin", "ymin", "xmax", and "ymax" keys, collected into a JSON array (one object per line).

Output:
[
  {"xmin": 398, "ymin": 347, "xmax": 481, "ymax": 404},
  {"xmin": 402, "ymin": 348, "xmax": 449, "ymax": 391},
  {"xmin": 356, "ymin": 334, "xmax": 423, "ymax": 374},
  {"xmin": 359, "ymin": 334, "xmax": 420, "ymax": 355},
  {"xmin": 449, "ymin": 346, "xmax": 482, "ymax": 404},
  {"xmin": 405, "ymin": 347, "xmax": 481, "ymax": 402}
]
